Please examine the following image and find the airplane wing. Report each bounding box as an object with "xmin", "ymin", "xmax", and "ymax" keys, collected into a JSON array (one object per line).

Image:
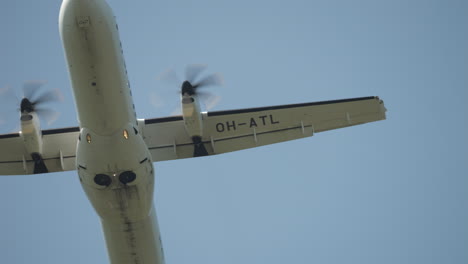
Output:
[
  {"xmin": 0, "ymin": 127, "xmax": 79, "ymax": 175},
  {"xmin": 141, "ymin": 96, "xmax": 386, "ymax": 162},
  {"xmin": 0, "ymin": 96, "xmax": 386, "ymax": 175}
]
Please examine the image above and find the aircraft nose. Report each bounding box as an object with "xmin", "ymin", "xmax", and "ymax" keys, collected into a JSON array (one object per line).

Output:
[
  {"xmin": 60, "ymin": 0, "xmax": 101, "ymax": 15},
  {"xmin": 59, "ymin": 0, "xmax": 112, "ymax": 30}
]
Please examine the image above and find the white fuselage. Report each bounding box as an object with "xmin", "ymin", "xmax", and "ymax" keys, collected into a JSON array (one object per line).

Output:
[{"xmin": 59, "ymin": 1, "xmax": 165, "ymax": 263}]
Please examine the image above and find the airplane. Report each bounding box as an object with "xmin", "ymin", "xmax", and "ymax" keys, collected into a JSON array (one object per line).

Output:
[{"xmin": 0, "ymin": 0, "xmax": 387, "ymax": 263}]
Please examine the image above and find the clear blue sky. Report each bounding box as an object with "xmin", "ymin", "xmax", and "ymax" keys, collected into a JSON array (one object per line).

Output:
[{"xmin": 1, "ymin": 0, "xmax": 467, "ymax": 263}]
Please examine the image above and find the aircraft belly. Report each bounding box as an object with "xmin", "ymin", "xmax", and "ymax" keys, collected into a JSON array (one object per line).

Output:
[
  {"xmin": 59, "ymin": 1, "xmax": 165, "ymax": 264},
  {"xmin": 76, "ymin": 124, "xmax": 165, "ymax": 264},
  {"xmin": 102, "ymin": 207, "xmax": 165, "ymax": 264},
  {"xmin": 60, "ymin": 0, "xmax": 135, "ymax": 136}
]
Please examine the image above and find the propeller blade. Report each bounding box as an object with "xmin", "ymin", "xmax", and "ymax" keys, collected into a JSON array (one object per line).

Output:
[
  {"xmin": 22, "ymin": 80, "xmax": 47, "ymax": 101},
  {"xmin": 33, "ymin": 88, "xmax": 63, "ymax": 105},
  {"xmin": 34, "ymin": 107, "xmax": 60, "ymax": 125},
  {"xmin": 157, "ymin": 68, "xmax": 181, "ymax": 86},
  {"xmin": 0, "ymin": 85, "xmax": 20, "ymax": 129},
  {"xmin": 194, "ymin": 73, "xmax": 224, "ymax": 89},
  {"xmin": 1, "ymin": 81, "xmax": 63, "ymax": 130},
  {"xmin": 195, "ymin": 90, "xmax": 213, "ymax": 99},
  {"xmin": 150, "ymin": 92, "xmax": 165, "ymax": 108},
  {"xmin": 185, "ymin": 64, "xmax": 207, "ymax": 84},
  {"xmin": 0, "ymin": 85, "xmax": 19, "ymax": 109},
  {"xmin": 194, "ymin": 91, "xmax": 221, "ymax": 111},
  {"xmin": 170, "ymin": 106, "xmax": 182, "ymax": 115},
  {"xmin": 0, "ymin": 85, "xmax": 10, "ymax": 97},
  {"xmin": 204, "ymin": 94, "xmax": 221, "ymax": 110}
]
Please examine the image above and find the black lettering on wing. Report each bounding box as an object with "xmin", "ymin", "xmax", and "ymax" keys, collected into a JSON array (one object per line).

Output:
[
  {"xmin": 259, "ymin": 115, "xmax": 267, "ymax": 125},
  {"xmin": 270, "ymin": 115, "xmax": 279, "ymax": 124},
  {"xmin": 216, "ymin": 123, "xmax": 225, "ymax": 132},
  {"xmin": 226, "ymin": 121, "xmax": 236, "ymax": 131},
  {"xmin": 249, "ymin": 118, "xmax": 257, "ymax": 128}
]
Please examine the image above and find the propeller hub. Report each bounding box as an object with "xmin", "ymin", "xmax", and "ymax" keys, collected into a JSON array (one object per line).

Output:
[
  {"xmin": 181, "ymin": 81, "xmax": 196, "ymax": 96},
  {"xmin": 20, "ymin": 98, "xmax": 34, "ymax": 113}
]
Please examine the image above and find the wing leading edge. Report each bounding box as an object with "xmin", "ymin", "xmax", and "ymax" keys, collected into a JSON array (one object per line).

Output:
[
  {"xmin": 0, "ymin": 96, "xmax": 386, "ymax": 175},
  {"xmin": 142, "ymin": 96, "xmax": 386, "ymax": 162}
]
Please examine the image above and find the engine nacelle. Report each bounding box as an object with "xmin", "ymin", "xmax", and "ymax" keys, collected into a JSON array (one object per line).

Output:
[
  {"xmin": 182, "ymin": 93, "xmax": 203, "ymax": 137},
  {"xmin": 19, "ymin": 112, "xmax": 47, "ymax": 173},
  {"xmin": 181, "ymin": 93, "xmax": 209, "ymax": 156},
  {"xmin": 20, "ymin": 112, "xmax": 43, "ymax": 153}
]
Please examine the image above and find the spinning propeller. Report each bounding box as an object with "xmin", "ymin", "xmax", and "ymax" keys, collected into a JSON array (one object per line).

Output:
[
  {"xmin": 181, "ymin": 64, "xmax": 224, "ymax": 97},
  {"xmin": 19, "ymin": 81, "xmax": 62, "ymax": 124},
  {"xmin": 0, "ymin": 81, "xmax": 62, "ymax": 130},
  {"xmin": 158, "ymin": 64, "xmax": 223, "ymax": 107},
  {"xmin": 0, "ymin": 81, "xmax": 62, "ymax": 173},
  {"xmin": 158, "ymin": 65, "xmax": 224, "ymax": 157}
]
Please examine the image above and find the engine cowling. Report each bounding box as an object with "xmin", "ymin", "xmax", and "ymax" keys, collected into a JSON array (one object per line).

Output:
[
  {"xmin": 20, "ymin": 111, "xmax": 47, "ymax": 173},
  {"xmin": 181, "ymin": 90, "xmax": 208, "ymax": 157}
]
